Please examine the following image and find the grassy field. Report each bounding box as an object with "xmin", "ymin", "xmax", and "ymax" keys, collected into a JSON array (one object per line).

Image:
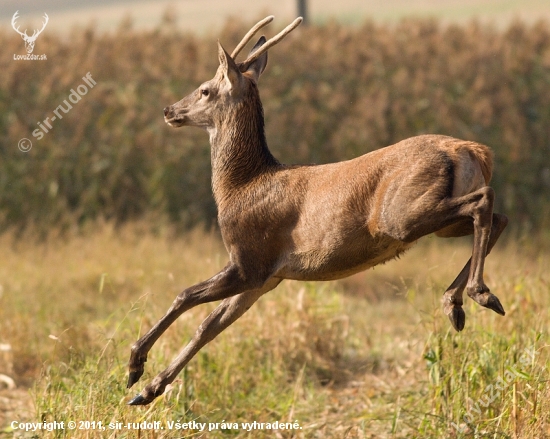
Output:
[
  {"xmin": 2, "ymin": 3, "xmax": 550, "ymax": 437},
  {"xmin": 0, "ymin": 224, "xmax": 549, "ymax": 438}
]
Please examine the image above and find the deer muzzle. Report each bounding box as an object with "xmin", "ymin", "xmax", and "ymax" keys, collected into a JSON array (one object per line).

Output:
[{"xmin": 163, "ymin": 106, "xmax": 187, "ymax": 127}]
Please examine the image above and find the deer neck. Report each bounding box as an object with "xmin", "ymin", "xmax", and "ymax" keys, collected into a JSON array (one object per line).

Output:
[{"xmin": 209, "ymin": 87, "xmax": 280, "ymax": 205}]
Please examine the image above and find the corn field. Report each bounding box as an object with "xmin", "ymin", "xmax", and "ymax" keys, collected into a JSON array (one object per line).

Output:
[{"xmin": 1, "ymin": 17, "xmax": 550, "ymax": 233}]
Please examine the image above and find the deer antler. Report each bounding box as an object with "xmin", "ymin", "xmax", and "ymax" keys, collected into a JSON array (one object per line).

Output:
[
  {"xmin": 31, "ymin": 13, "xmax": 49, "ymax": 39},
  {"xmin": 240, "ymin": 17, "xmax": 303, "ymax": 65},
  {"xmin": 231, "ymin": 16, "xmax": 274, "ymax": 60},
  {"xmin": 11, "ymin": 11, "xmax": 48, "ymax": 40},
  {"xmin": 11, "ymin": 11, "xmax": 28, "ymax": 38}
]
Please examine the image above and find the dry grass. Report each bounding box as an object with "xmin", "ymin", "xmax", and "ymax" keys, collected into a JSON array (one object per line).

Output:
[{"xmin": 0, "ymin": 223, "xmax": 548, "ymax": 437}]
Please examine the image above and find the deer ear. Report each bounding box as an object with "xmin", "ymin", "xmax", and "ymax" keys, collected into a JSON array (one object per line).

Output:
[
  {"xmin": 217, "ymin": 41, "xmax": 242, "ymax": 91},
  {"xmin": 241, "ymin": 36, "xmax": 268, "ymax": 83}
]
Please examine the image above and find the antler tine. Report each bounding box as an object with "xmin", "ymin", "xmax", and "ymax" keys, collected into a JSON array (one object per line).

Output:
[
  {"xmin": 11, "ymin": 11, "xmax": 25, "ymax": 36},
  {"xmin": 231, "ymin": 16, "xmax": 274, "ymax": 60},
  {"xmin": 37, "ymin": 13, "xmax": 49, "ymax": 34},
  {"xmin": 11, "ymin": 10, "xmax": 19, "ymax": 26},
  {"xmin": 242, "ymin": 17, "xmax": 303, "ymax": 65}
]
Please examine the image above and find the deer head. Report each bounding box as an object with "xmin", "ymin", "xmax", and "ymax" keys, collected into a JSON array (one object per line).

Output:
[
  {"xmin": 12, "ymin": 11, "xmax": 49, "ymax": 54},
  {"xmin": 163, "ymin": 16, "xmax": 302, "ymax": 135}
]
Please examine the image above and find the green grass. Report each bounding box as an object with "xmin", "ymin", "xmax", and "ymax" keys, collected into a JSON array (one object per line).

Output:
[{"xmin": 0, "ymin": 224, "xmax": 549, "ymax": 438}]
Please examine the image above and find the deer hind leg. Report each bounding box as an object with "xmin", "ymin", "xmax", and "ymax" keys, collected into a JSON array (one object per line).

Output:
[
  {"xmin": 128, "ymin": 278, "xmax": 280, "ymax": 405},
  {"xmin": 127, "ymin": 263, "xmax": 266, "ymax": 390},
  {"xmin": 437, "ymin": 213, "xmax": 508, "ymax": 331},
  {"xmin": 381, "ymin": 185, "xmax": 506, "ymax": 330}
]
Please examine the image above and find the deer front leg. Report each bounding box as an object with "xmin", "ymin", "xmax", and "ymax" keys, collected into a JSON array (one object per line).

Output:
[
  {"xmin": 128, "ymin": 279, "xmax": 280, "ymax": 405},
  {"xmin": 127, "ymin": 264, "xmax": 258, "ymax": 389},
  {"xmin": 442, "ymin": 212, "xmax": 508, "ymax": 331}
]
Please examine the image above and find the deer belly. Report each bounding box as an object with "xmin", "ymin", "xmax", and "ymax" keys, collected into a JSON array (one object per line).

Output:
[{"xmin": 279, "ymin": 234, "xmax": 415, "ymax": 281}]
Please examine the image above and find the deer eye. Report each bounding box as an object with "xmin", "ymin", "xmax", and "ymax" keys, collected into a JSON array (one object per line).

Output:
[{"xmin": 200, "ymin": 89, "xmax": 209, "ymax": 97}]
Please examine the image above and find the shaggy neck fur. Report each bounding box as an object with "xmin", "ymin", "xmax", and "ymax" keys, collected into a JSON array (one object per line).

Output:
[{"xmin": 210, "ymin": 81, "xmax": 280, "ymax": 206}]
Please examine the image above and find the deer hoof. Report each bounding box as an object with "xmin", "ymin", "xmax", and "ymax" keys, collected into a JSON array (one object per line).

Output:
[
  {"xmin": 127, "ymin": 347, "xmax": 147, "ymax": 388},
  {"xmin": 127, "ymin": 369, "xmax": 144, "ymax": 389},
  {"xmin": 446, "ymin": 306, "xmax": 466, "ymax": 332},
  {"xmin": 467, "ymin": 287, "xmax": 506, "ymax": 316},
  {"xmin": 127, "ymin": 394, "xmax": 150, "ymax": 406},
  {"xmin": 483, "ymin": 293, "xmax": 506, "ymax": 316}
]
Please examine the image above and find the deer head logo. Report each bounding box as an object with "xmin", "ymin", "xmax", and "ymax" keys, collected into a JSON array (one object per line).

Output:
[{"xmin": 11, "ymin": 11, "xmax": 49, "ymax": 54}]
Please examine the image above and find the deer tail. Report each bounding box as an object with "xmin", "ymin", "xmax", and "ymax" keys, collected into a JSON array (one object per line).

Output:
[{"xmin": 467, "ymin": 141, "xmax": 494, "ymax": 185}]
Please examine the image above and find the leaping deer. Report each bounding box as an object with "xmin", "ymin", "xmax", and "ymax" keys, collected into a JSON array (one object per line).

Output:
[
  {"xmin": 11, "ymin": 11, "xmax": 49, "ymax": 54},
  {"xmin": 127, "ymin": 16, "xmax": 507, "ymax": 405}
]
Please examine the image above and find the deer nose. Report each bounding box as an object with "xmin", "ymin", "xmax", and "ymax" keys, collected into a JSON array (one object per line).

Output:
[{"xmin": 163, "ymin": 106, "xmax": 171, "ymax": 117}]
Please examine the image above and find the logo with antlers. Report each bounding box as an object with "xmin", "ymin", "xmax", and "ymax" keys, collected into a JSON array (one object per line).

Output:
[{"xmin": 12, "ymin": 11, "xmax": 49, "ymax": 54}]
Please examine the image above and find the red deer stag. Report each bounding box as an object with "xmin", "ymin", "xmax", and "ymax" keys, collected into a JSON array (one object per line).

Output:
[{"xmin": 127, "ymin": 16, "xmax": 507, "ymax": 405}]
